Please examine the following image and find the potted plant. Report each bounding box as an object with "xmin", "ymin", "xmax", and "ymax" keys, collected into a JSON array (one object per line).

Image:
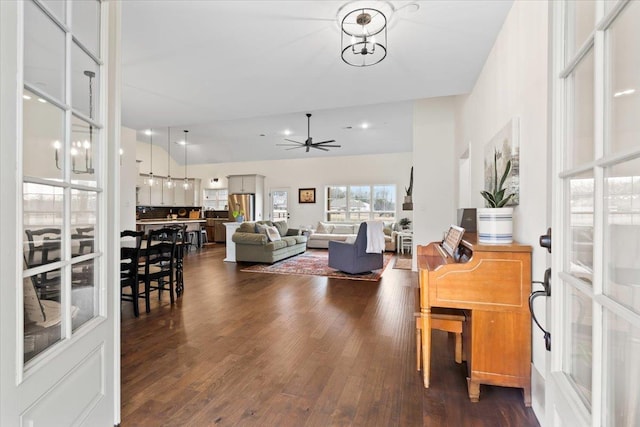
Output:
[
  {"xmin": 477, "ymin": 149, "xmax": 514, "ymax": 244},
  {"xmin": 399, "ymin": 217, "xmax": 412, "ymax": 230},
  {"xmin": 404, "ymin": 166, "xmax": 413, "ymax": 203},
  {"xmin": 403, "ymin": 167, "xmax": 414, "ymax": 210},
  {"xmin": 231, "ymin": 203, "xmax": 245, "ymax": 223}
]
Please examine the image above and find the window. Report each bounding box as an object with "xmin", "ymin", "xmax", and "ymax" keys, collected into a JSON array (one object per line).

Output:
[
  {"xmin": 325, "ymin": 184, "xmax": 396, "ymax": 222},
  {"xmin": 22, "ymin": 0, "xmax": 103, "ymax": 364},
  {"xmin": 203, "ymin": 188, "xmax": 228, "ymax": 211}
]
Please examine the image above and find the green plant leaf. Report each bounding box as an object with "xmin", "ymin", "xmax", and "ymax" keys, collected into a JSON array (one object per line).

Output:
[
  {"xmin": 496, "ymin": 193, "xmax": 514, "ymax": 207},
  {"xmin": 499, "ymin": 159, "xmax": 512, "ymax": 191}
]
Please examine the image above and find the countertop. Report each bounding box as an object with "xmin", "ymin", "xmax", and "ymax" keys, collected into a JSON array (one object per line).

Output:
[{"xmin": 136, "ymin": 219, "xmax": 206, "ymax": 225}]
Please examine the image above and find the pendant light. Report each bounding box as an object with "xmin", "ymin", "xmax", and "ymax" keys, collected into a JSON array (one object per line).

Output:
[
  {"xmin": 147, "ymin": 129, "xmax": 155, "ymax": 186},
  {"xmin": 165, "ymin": 126, "xmax": 173, "ymax": 188},
  {"xmin": 182, "ymin": 130, "xmax": 190, "ymax": 190}
]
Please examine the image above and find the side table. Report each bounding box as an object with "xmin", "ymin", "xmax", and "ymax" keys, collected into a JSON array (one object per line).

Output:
[{"xmin": 397, "ymin": 231, "xmax": 413, "ymax": 254}]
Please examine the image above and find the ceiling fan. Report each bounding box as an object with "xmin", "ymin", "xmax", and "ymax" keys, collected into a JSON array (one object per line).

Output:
[{"xmin": 277, "ymin": 113, "xmax": 341, "ymax": 152}]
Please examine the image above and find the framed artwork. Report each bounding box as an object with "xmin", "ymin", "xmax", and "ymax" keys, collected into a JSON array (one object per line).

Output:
[
  {"xmin": 484, "ymin": 117, "xmax": 520, "ymax": 206},
  {"xmin": 298, "ymin": 188, "xmax": 316, "ymax": 204}
]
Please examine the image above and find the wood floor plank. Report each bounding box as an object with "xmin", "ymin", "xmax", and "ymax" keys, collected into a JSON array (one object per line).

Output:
[{"xmin": 121, "ymin": 246, "xmax": 540, "ymax": 427}]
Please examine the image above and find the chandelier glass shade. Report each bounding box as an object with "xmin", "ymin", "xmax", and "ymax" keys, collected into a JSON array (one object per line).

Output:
[{"xmin": 341, "ymin": 7, "xmax": 387, "ymax": 67}]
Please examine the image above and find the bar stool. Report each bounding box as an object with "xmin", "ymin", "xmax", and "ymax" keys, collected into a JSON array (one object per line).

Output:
[{"xmin": 200, "ymin": 227, "xmax": 208, "ymax": 246}]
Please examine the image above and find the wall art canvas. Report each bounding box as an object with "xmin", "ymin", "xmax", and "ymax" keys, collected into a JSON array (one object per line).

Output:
[{"xmin": 484, "ymin": 118, "xmax": 520, "ymax": 206}]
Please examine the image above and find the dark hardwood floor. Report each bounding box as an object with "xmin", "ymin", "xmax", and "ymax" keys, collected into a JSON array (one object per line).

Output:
[{"xmin": 121, "ymin": 245, "xmax": 540, "ymax": 427}]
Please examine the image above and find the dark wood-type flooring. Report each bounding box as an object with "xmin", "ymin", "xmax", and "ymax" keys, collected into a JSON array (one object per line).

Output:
[{"xmin": 121, "ymin": 245, "xmax": 540, "ymax": 427}]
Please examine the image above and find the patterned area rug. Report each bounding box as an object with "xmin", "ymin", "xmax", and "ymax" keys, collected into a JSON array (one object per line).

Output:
[
  {"xmin": 240, "ymin": 250, "xmax": 394, "ymax": 281},
  {"xmin": 393, "ymin": 257, "xmax": 412, "ymax": 270}
]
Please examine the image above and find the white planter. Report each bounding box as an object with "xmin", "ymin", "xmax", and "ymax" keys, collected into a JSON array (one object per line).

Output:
[{"xmin": 477, "ymin": 207, "xmax": 513, "ymax": 244}]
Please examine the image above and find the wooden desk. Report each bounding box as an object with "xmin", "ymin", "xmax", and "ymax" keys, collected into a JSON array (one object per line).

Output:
[{"xmin": 417, "ymin": 234, "xmax": 532, "ymax": 406}]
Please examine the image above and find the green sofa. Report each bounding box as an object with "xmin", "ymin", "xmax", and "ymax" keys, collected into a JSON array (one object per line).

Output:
[{"xmin": 232, "ymin": 220, "xmax": 307, "ymax": 263}]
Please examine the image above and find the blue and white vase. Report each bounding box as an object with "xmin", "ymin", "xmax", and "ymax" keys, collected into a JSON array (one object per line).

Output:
[
  {"xmin": 235, "ymin": 215, "xmax": 244, "ymax": 223},
  {"xmin": 477, "ymin": 207, "xmax": 513, "ymax": 244}
]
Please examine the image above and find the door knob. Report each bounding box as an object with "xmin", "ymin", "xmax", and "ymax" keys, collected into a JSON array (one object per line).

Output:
[{"xmin": 539, "ymin": 228, "xmax": 551, "ymax": 253}]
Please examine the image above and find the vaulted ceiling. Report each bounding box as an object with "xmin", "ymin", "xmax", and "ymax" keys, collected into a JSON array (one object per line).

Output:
[{"xmin": 121, "ymin": 1, "xmax": 513, "ymax": 164}]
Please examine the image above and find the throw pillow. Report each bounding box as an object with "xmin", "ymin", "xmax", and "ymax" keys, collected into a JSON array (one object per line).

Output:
[
  {"xmin": 344, "ymin": 235, "xmax": 357, "ymax": 244},
  {"xmin": 316, "ymin": 222, "xmax": 334, "ymax": 234},
  {"xmin": 273, "ymin": 221, "xmax": 288, "ymax": 237},
  {"xmin": 255, "ymin": 223, "xmax": 269, "ymax": 236},
  {"xmin": 332, "ymin": 225, "xmax": 353, "ymax": 235},
  {"xmin": 264, "ymin": 225, "xmax": 281, "ymax": 242}
]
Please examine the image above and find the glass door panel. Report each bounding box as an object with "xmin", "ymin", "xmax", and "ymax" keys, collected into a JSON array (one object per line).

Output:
[
  {"xmin": 567, "ymin": 171, "xmax": 595, "ymax": 282},
  {"xmin": 568, "ymin": 49, "xmax": 595, "ymax": 168},
  {"xmin": 71, "ymin": 257, "xmax": 98, "ymax": 331},
  {"xmin": 271, "ymin": 189, "xmax": 289, "ymax": 222},
  {"xmin": 23, "ymin": 89, "xmax": 65, "ymax": 181},
  {"xmin": 565, "ymin": 285, "xmax": 593, "ymax": 408},
  {"xmin": 606, "ymin": 2, "xmax": 640, "ymax": 154},
  {"xmin": 603, "ymin": 310, "xmax": 640, "ymax": 427},
  {"xmin": 23, "ymin": 0, "xmax": 65, "ymax": 101},
  {"xmin": 71, "ymin": 0, "xmax": 101, "ymax": 56},
  {"xmin": 604, "ymin": 157, "xmax": 640, "ymax": 314},
  {"xmin": 566, "ymin": 1, "xmax": 596, "ymax": 59},
  {"xmin": 70, "ymin": 115, "xmax": 98, "ymax": 186}
]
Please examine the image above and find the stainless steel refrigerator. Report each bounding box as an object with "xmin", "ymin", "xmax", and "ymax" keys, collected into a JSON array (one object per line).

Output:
[{"xmin": 228, "ymin": 194, "xmax": 255, "ymax": 221}]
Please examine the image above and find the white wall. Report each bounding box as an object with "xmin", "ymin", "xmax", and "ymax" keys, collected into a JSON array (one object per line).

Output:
[
  {"xmin": 453, "ymin": 0, "xmax": 549, "ymax": 420},
  {"xmin": 120, "ymin": 127, "xmax": 137, "ymax": 230},
  {"xmin": 413, "ymin": 97, "xmax": 457, "ymax": 255},
  {"xmin": 187, "ymin": 152, "xmax": 413, "ymax": 228}
]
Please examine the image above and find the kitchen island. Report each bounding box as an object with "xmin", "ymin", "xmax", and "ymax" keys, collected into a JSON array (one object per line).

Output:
[{"xmin": 136, "ymin": 219, "xmax": 206, "ymax": 247}]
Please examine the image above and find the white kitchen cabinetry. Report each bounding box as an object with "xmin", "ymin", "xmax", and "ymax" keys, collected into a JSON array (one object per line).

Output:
[
  {"xmin": 137, "ymin": 175, "xmax": 200, "ymax": 206},
  {"xmin": 227, "ymin": 174, "xmax": 262, "ymax": 194}
]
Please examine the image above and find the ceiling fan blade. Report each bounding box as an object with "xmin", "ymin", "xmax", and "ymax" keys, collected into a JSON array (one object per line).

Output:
[
  {"xmin": 315, "ymin": 144, "xmax": 341, "ymax": 148},
  {"xmin": 314, "ymin": 140, "xmax": 336, "ymax": 145},
  {"xmin": 276, "ymin": 143, "xmax": 302, "ymax": 146},
  {"xmin": 284, "ymin": 139, "xmax": 304, "ymax": 145},
  {"xmin": 286, "ymin": 146, "xmax": 304, "ymax": 151},
  {"xmin": 312, "ymin": 146, "xmax": 329, "ymax": 152}
]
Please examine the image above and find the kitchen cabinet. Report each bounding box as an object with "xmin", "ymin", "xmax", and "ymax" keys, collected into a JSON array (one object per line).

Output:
[
  {"xmin": 227, "ymin": 174, "xmax": 265, "ymax": 220},
  {"xmin": 206, "ymin": 218, "xmax": 228, "ymax": 243},
  {"xmin": 227, "ymin": 174, "xmax": 263, "ymax": 194},
  {"xmin": 137, "ymin": 175, "xmax": 200, "ymax": 206}
]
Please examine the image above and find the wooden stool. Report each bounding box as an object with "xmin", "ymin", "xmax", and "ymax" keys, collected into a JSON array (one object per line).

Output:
[{"xmin": 415, "ymin": 308, "xmax": 466, "ymax": 372}]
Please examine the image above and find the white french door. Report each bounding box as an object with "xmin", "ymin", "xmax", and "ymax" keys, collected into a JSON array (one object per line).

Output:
[
  {"xmin": 270, "ymin": 187, "xmax": 290, "ymax": 222},
  {"xmin": 0, "ymin": 1, "xmax": 120, "ymax": 425},
  {"xmin": 549, "ymin": 1, "xmax": 640, "ymax": 426}
]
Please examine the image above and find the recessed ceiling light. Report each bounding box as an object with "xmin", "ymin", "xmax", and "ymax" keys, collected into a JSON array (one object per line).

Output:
[
  {"xmin": 37, "ymin": 98, "xmax": 47, "ymax": 103},
  {"xmin": 144, "ymin": 129, "xmax": 152, "ymax": 135},
  {"xmin": 23, "ymin": 94, "xmax": 32, "ymax": 100},
  {"xmin": 361, "ymin": 122, "xmax": 369, "ymax": 129},
  {"xmin": 176, "ymin": 140, "xmax": 186, "ymax": 145},
  {"xmin": 614, "ymin": 88, "xmax": 635, "ymax": 98},
  {"xmin": 283, "ymin": 129, "xmax": 291, "ymax": 136}
]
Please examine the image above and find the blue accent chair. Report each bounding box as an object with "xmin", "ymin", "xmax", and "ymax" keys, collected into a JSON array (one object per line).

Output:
[{"xmin": 328, "ymin": 222, "xmax": 384, "ymax": 274}]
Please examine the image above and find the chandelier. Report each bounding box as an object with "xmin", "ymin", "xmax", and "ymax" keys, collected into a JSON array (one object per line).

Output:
[
  {"xmin": 340, "ymin": 7, "xmax": 387, "ymax": 67},
  {"xmin": 54, "ymin": 70, "xmax": 96, "ymax": 174}
]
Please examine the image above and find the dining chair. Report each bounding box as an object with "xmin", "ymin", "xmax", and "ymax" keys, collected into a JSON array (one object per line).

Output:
[
  {"xmin": 120, "ymin": 230, "xmax": 144, "ymax": 317},
  {"xmin": 138, "ymin": 227, "xmax": 178, "ymax": 313},
  {"xmin": 24, "ymin": 228, "xmax": 62, "ymax": 298}
]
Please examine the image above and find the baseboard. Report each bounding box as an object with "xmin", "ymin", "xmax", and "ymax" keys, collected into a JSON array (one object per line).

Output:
[{"xmin": 531, "ymin": 362, "xmax": 545, "ymax": 426}]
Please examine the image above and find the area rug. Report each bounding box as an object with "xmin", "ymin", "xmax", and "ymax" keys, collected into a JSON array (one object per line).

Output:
[
  {"xmin": 393, "ymin": 257, "xmax": 412, "ymax": 270},
  {"xmin": 240, "ymin": 250, "xmax": 394, "ymax": 281}
]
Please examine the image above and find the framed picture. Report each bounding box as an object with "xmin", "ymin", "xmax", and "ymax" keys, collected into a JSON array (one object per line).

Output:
[
  {"xmin": 298, "ymin": 188, "xmax": 316, "ymax": 204},
  {"xmin": 484, "ymin": 117, "xmax": 520, "ymax": 206}
]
